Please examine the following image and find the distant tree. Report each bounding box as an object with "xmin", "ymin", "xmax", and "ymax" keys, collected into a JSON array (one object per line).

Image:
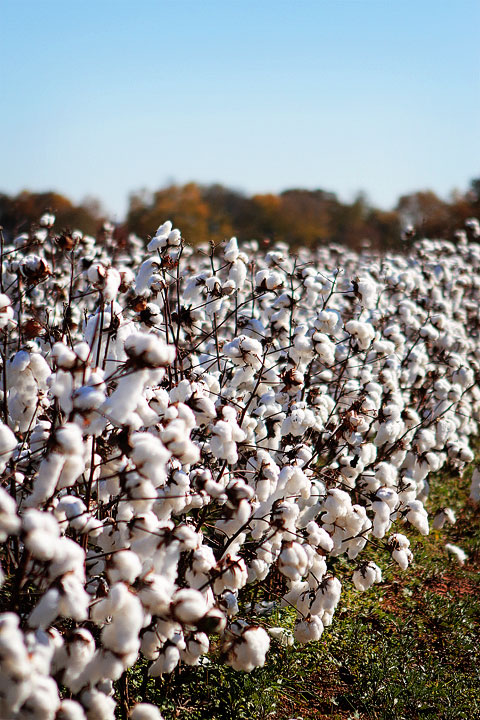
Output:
[
  {"xmin": 0, "ymin": 190, "xmax": 103, "ymax": 238},
  {"xmin": 127, "ymin": 183, "xmax": 210, "ymax": 244},
  {"xmin": 395, "ymin": 190, "xmax": 451, "ymax": 238}
]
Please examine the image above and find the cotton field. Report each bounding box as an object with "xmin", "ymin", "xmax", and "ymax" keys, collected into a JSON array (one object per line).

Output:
[{"xmin": 1, "ymin": 215, "xmax": 480, "ymax": 720}]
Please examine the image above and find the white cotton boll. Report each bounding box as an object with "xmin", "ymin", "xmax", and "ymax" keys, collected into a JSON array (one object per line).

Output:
[
  {"xmin": 18, "ymin": 674, "xmax": 60, "ymax": 720},
  {"xmin": 57, "ymin": 699, "xmax": 87, "ymax": 720},
  {"xmin": 58, "ymin": 629, "xmax": 95, "ymax": 690},
  {"xmin": 278, "ymin": 541, "xmax": 309, "ymax": 582},
  {"xmin": 469, "ymin": 468, "xmax": 480, "ymax": 503},
  {"xmin": 445, "ymin": 543, "xmax": 467, "ymax": 565},
  {"xmin": 130, "ymin": 432, "xmax": 170, "ymax": 487},
  {"xmin": 147, "ymin": 220, "xmax": 173, "ymax": 252},
  {"xmin": 129, "ymin": 703, "xmax": 165, "ymax": 720},
  {"xmin": 171, "ymin": 588, "xmax": 208, "ymax": 624},
  {"xmin": 322, "ymin": 489, "xmax": 351, "ymax": 519},
  {"xmin": 107, "ymin": 550, "xmax": 143, "ymax": 584},
  {"xmin": 224, "ymin": 237, "xmax": 240, "ymax": 263},
  {"xmin": 55, "ymin": 495, "xmax": 88, "ymax": 532},
  {"xmin": 310, "ymin": 576, "xmax": 341, "ymax": 615},
  {"xmin": 389, "ymin": 533, "xmax": 413, "ymax": 569},
  {"xmin": 22, "ymin": 509, "xmax": 60, "ymax": 561},
  {"xmin": 226, "ymin": 626, "xmax": 270, "ymax": 672},
  {"xmin": 305, "ymin": 521, "xmax": 334, "ymax": 553},
  {"xmin": 148, "ymin": 644, "xmax": 181, "ymax": 676},
  {"xmin": 124, "ymin": 332, "xmax": 175, "ymax": 368},
  {"xmin": 352, "ymin": 562, "xmax": 382, "ymax": 591},
  {"xmin": 405, "ymin": 500, "xmax": 429, "ymax": 535},
  {"xmin": 57, "ymin": 575, "xmax": 90, "ymax": 621},
  {"xmin": 54, "ymin": 423, "xmax": 84, "ymax": 455},
  {"xmin": 432, "ymin": 507, "xmax": 456, "ymax": 530},
  {"xmin": 294, "ymin": 615, "xmax": 324, "ymax": 643},
  {"xmin": 28, "ymin": 588, "xmax": 61, "ymax": 629},
  {"xmin": 265, "ymin": 627, "xmax": 293, "ymax": 649},
  {"xmin": 180, "ymin": 632, "xmax": 209, "ymax": 665},
  {"xmin": 48, "ymin": 536, "xmax": 85, "ymax": 582},
  {"xmin": 0, "ymin": 293, "xmax": 14, "ymax": 328},
  {"xmin": 0, "ymin": 422, "xmax": 17, "ymax": 473},
  {"xmin": 81, "ymin": 689, "xmax": 116, "ymax": 720},
  {"xmin": 0, "ymin": 486, "xmax": 20, "ymax": 540}
]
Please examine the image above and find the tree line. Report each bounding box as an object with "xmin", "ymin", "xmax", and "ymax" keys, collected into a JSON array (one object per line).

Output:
[{"xmin": 1, "ymin": 179, "xmax": 479, "ymax": 250}]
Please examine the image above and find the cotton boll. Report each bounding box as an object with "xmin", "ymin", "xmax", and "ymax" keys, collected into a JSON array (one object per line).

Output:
[
  {"xmin": 148, "ymin": 644, "xmax": 181, "ymax": 676},
  {"xmin": 22, "ymin": 509, "xmax": 60, "ymax": 561},
  {"xmin": 180, "ymin": 632, "xmax": 209, "ymax": 665},
  {"xmin": 81, "ymin": 689, "xmax": 116, "ymax": 720},
  {"xmin": 445, "ymin": 543, "xmax": 467, "ymax": 565},
  {"xmin": 56, "ymin": 699, "xmax": 87, "ymax": 720},
  {"xmin": 405, "ymin": 500, "xmax": 429, "ymax": 536},
  {"xmin": 0, "ymin": 422, "xmax": 17, "ymax": 473},
  {"xmin": 352, "ymin": 562, "xmax": 382, "ymax": 591},
  {"xmin": 310, "ymin": 576, "xmax": 341, "ymax": 615},
  {"xmin": 17, "ymin": 674, "xmax": 60, "ymax": 720},
  {"xmin": 0, "ymin": 486, "xmax": 20, "ymax": 540},
  {"xmin": 469, "ymin": 468, "xmax": 480, "ymax": 503},
  {"xmin": 278, "ymin": 541, "xmax": 309, "ymax": 582},
  {"xmin": 124, "ymin": 333, "xmax": 175, "ymax": 368},
  {"xmin": 294, "ymin": 615, "xmax": 324, "ymax": 643},
  {"xmin": 226, "ymin": 626, "xmax": 270, "ymax": 672},
  {"xmin": 129, "ymin": 703, "xmax": 165, "ymax": 720},
  {"xmin": 106, "ymin": 550, "xmax": 143, "ymax": 584},
  {"xmin": 432, "ymin": 507, "xmax": 456, "ymax": 530},
  {"xmin": 0, "ymin": 293, "xmax": 14, "ymax": 329},
  {"xmin": 170, "ymin": 588, "xmax": 208, "ymax": 624},
  {"xmin": 388, "ymin": 533, "xmax": 413, "ymax": 570}
]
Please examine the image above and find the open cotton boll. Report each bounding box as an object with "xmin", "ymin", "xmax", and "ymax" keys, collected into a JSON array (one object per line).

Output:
[
  {"xmin": 470, "ymin": 468, "xmax": 480, "ymax": 503},
  {"xmin": 180, "ymin": 632, "xmax": 209, "ymax": 665},
  {"xmin": 80, "ymin": 689, "xmax": 116, "ymax": 720},
  {"xmin": 0, "ymin": 422, "xmax": 17, "ymax": 474},
  {"xmin": 130, "ymin": 432, "xmax": 170, "ymax": 487},
  {"xmin": 0, "ymin": 486, "xmax": 20, "ymax": 540},
  {"xmin": 124, "ymin": 332, "xmax": 175, "ymax": 368},
  {"xmin": 0, "ymin": 293, "xmax": 14, "ymax": 328},
  {"xmin": 57, "ymin": 699, "xmax": 87, "ymax": 720},
  {"xmin": 388, "ymin": 533, "xmax": 413, "ymax": 570},
  {"xmin": 129, "ymin": 703, "xmax": 165, "ymax": 720},
  {"xmin": 170, "ymin": 588, "xmax": 208, "ymax": 624},
  {"xmin": 226, "ymin": 626, "xmax": 270, "ymax": 672},
  {"xmin": 28, "ymin": 588, "xmax": 61, "ymax": 629},
  {"xmin": 432, "ymin": 507, "xmax": 456, "ymax": 530},
  {"xmin": 223, "ymin": 236, "xmax": 240, "ymax": 263},
  {"xmin": 404, "ymin": 499, "xmax": 429, "ymax": 535},
  {"xmin": 445, "ymin": 543, "xmax": 467, "ymax": 565},
  {"xmin": 106, "ymin": 550, "xmax": 143, "ymax": 584},
  {"xmin": 148, "ymin": 644, "xmax": 181, "ymax": 676},
  {"xmin": 352, "ymin": 562, "xmax": 382, "ymax": 591},
  {"xmin": 17, "ymin": 673, "xmax": 60, "ymax": 720},
  {"xmin": 22, "ymin": 509, "xmax": 60, "ymax": 561},
  {"xmin": 294, "ymin": 615, "xmax": 324, "ymax": 643}
]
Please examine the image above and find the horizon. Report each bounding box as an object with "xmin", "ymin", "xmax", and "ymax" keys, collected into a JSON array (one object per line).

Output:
[{"xmin": 2, "ymin": 0, "xmax": 479, "ymax": 220}]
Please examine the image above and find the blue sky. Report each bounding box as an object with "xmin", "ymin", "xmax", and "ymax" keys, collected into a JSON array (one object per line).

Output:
[{"xmin": 1, "ymin": 0, "xmax": 479, "ymax": 220}]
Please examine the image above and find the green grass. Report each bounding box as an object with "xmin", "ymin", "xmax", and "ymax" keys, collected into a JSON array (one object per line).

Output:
[{"xmin": 127, "ymin": 464, "xmax": 480, "ymax": 720}]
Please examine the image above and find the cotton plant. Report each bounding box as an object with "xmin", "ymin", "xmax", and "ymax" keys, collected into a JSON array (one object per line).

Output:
[{"xmin": 0, "ymin": 213, "xmax": 478, "ymax": 718}]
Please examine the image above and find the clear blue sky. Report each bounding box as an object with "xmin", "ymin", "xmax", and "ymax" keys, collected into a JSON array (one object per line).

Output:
[{"xmin": 2, "ymin": 0, "xmax": 479, "ymax": 220}]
